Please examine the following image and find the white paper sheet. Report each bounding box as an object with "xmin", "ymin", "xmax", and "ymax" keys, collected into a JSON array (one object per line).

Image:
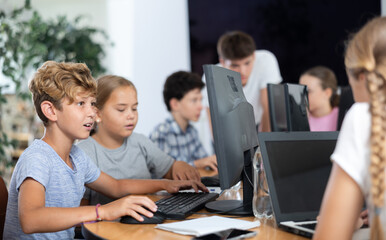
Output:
[{"xmin": 155, "ymin": 216, "xmax": 260, "ymax": 237}]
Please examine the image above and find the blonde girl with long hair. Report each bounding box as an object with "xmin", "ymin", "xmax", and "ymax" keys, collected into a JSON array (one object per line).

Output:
[{"xmin": 314, "ymin": 16, "xmax": 386, "ymax": 240}]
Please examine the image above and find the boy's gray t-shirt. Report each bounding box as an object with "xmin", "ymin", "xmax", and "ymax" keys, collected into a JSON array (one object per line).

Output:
[
  {"xmin": 3, "ymin": 139, "xmax": 100, "ymax": 240},
  {"xmin": 77, "ymin": 133, "xmax": 174, "ymax": 205}
]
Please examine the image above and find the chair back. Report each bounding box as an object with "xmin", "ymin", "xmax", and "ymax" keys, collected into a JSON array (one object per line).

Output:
[
  {"xmin": 0, "ymin": 176, "xmax": 8, "ymax": 240},
  {"xmin": 337, "ymin": 86, "xmax": 355, "ymax": 130}
]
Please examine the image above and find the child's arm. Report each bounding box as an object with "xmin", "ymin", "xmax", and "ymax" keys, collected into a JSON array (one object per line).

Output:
[
  {"xmin": 193, "ymin": 155, "xmax": 218, "ymax": 172},
  {"xmin": 87, "ymin": 171, "xmax": 207, "ymax": 199},
  {"xmin": 18, "ymin": 177, "xmax": 157, "ymax": 233},
  {"xmin": 163, "ymin": 161, "xmax": 201, "ymax": 181},
  {"xmin": 259, "ymin": 88, "xmax": 271, "ymax": 132},
  {"xmin": 313, "ymin": 163, "xmax": 364, "ymax": 240}
]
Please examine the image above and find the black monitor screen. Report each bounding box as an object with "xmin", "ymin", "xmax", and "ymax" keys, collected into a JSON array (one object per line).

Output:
[{"xmin": 265, "ymin": 139, "xmax": 335, "ymax": 213}]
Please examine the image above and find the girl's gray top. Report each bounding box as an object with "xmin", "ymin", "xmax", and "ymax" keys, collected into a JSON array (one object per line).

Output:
[{"xmin": 77, "ymin": 133, "xmax": 174, "ymax": 205}]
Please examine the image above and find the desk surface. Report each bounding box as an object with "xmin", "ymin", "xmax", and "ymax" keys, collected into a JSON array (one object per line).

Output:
[{"xmin": 82, "ymin": 169, "xmax": 308, "ymax": 240}]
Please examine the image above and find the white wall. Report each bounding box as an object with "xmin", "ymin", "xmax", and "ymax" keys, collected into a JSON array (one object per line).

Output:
[
  {"xmin": 107, "ymin": 0, "xmax": 191, "ymax": 135},
  {"xmin": 0, "ymin": 0, "xmax": 190, "ymax": 137}
]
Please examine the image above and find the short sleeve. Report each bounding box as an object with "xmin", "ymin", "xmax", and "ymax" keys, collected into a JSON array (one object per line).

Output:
[
  {"xmin": 15, "ymin": 151, "xmax": 51, "ymax": 191},
  {"xmin": 330, "ymin": 103, "xmax": 370, "ymax": 194},
  {"xmin": 256, "ymin": 50, "xmax": 282, "ymax": 89}
]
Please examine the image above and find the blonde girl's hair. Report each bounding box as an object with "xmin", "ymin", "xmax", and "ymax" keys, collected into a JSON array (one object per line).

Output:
[
  {"xmin": 29, "ymin": 61, "xmax": 96, "ymax": 126},
  {"xmin": 345, "ymin": 16, "xmax": 386, "ymax": 240},
  {"xmin": 95, "ymin": 75, "xmax": 136, "ymax": 110}
]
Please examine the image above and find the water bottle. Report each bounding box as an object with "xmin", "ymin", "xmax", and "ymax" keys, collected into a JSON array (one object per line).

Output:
[{"xmin": 252, "ymin": 147, "xmax": 273, "ymax": 219}]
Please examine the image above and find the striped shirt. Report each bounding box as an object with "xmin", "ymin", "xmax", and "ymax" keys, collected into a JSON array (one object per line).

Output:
[{"xmin": 149, "ymin": 118, "xmax": 208, "ymax": 166}]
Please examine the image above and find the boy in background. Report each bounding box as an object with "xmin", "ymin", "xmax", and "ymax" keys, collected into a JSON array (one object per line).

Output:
[
  {"xmin": 203, "ymin": 30, "xmax": 282, "ymax": 132},
  {"xmin": 150, "ymin": 71, "xmax": 217, "ymax": 172}
]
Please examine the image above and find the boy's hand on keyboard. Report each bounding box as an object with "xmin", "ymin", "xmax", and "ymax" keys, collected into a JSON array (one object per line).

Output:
[
  {"xmin": 99, "ymin": 196, "xmax": 157, "ymax": 222},
  {"xmin": 164, "ymin": 180, "xmax": 208, "ymax": 193},
  {"xmin": 171, "ymin": 161, "xmax": 200, "ymax": 181}
]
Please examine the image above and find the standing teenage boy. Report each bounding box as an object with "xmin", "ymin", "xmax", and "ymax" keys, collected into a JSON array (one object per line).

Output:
[
  {"xmin": 3, "ymin": 61, "xmax": 206, "ymax": 239},
  {"xmin": 150, "ymin": 71, "xmax": 217, "ymax": 172},
  {"xmin": 203, "ymin": 30, "xmax": 282, "ymax": 132}
]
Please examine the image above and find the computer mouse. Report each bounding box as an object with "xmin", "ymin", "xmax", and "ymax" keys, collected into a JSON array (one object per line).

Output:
[{"xmin": 120, "ymin": 211, "xmax": 166, "ymax": 224}]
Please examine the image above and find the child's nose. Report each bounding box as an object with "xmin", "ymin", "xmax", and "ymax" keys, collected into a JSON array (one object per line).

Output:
[
  {"xmin": 89, "ymin": 108, "xmax": 97, "ymax": 118},
  {"xmin": 198, "ymin": 103, "xmax": 203, "ymax": 111},
  {"xmin": 127, "ymin": 111, "xmax": 135, "ymax": 119}
]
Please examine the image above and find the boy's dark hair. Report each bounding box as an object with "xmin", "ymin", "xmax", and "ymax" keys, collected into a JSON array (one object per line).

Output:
[
  {"xmin": 217, "ymin": 31, "xmax": 256, "ymax": 60},
  {"xmin": 163, "ymin": 71, "xmax": 205, "ymax": 112}
]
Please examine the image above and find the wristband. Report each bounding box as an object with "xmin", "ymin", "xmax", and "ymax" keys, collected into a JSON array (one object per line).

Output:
[{"xmin": 96, "ymin": 203, "xmax": 102, "ymax": 221}]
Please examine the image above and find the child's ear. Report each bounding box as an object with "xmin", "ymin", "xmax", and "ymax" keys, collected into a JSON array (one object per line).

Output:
[
  {"xmin": 95, "ymin": 110, "xmax": 102, "ymax": 123},
  {"xmin": 358, "ymin": 72, "xmax": 366, "ymax": 82},
  {"xmin": 219, "ymin": 57, "xmax": 225, "ymax": 66},
  {"xmin": 324, "ymin": 87, "xmax": 333, "ymax": 99},
  {"xmin": 41, "ymin": 101, "xmax": 58, "ymax": 122},
  {"xmin": 170, "ymin": 98, "xmax": 179, "ymax": 112}
]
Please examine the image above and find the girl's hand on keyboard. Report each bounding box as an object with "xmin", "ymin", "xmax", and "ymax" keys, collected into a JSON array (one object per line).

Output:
[
  {"xmin": 164, "ymin": 180, "xmax": 209, "ymax": 193},
  {"xmin": 99, "ymin": 196, "xmax": 157, "ymax": 221}
]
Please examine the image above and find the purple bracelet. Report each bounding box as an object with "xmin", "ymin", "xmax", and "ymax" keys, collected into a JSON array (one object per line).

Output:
[
  {"xmin": 96, "ymin": 203, "xmax": 102, "ymax": 221},
  {"xmin": 83, "ymin": 203, "xmax": 102, "ymax": 224}
]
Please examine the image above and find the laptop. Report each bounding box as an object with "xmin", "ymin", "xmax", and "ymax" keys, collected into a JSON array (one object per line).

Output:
[{"xmin": 257, "ymin": 131, "xmax": 339, "ymax": 238}]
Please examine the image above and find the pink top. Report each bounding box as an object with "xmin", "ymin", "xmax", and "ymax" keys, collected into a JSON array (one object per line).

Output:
[{"xmin": 308, "ymin": 107, "xmax": 339, "ymax": 131}]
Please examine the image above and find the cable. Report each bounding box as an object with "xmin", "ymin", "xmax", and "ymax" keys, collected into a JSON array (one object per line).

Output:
[{"xmin": 243, "ymin": 167, "xmax": 254, "ymax": 188}]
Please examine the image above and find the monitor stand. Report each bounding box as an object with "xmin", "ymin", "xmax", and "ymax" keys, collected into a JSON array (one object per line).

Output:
[
  {"xmin": 205, "ymin": 199, "xmax": 253, "ymax": 216},
  {"xmin": 205, "ymin": 163, "xmax": 254, "ymax": 216}
]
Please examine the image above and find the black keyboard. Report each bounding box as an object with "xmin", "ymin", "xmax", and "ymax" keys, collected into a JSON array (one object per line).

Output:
[{"xmin": 155, "ymin": 192, "xmax": 219, "ymax": 220}]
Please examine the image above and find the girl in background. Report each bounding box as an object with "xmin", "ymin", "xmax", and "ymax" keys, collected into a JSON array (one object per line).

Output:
[{"xmin": 299, "ymin": 66, "xmax": 339, "ymax": 131}]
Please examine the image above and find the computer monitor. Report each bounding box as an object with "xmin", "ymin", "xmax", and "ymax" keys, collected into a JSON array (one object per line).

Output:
[
  {"xmin": 267, "ymin": 83, "xmax": 310, "ymax": 132},
  {"xmin": 203, "ymin": 65, "xmax": 258, "ymax": 216}
]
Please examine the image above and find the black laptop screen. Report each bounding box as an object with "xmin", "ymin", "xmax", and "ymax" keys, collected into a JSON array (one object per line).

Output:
[{"xmin": 264, "ymin": 139, "xmax": 336, "ymax": 214}]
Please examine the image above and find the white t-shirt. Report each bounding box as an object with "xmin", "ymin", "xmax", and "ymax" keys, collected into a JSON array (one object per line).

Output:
[
  {"xmin": 202, "ymin": 50, "xmax": 282, "ymax": 125},
  {"xmin": 331, "ymin": 102, "xmax": 386, "ymax": 230}
]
